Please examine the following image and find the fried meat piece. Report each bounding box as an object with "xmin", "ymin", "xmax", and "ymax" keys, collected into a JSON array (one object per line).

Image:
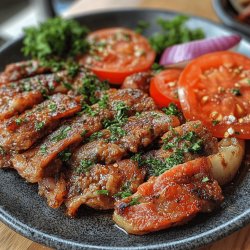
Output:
[
  {"xmin": 66, "ymin": 159, "xmax": 146, "ymax": 216},
  {"xmin": 113, "ymin": 157, "xmax": 224, "ymax": 235},
  {"xmin": 12, "ymin": 89, "xmax": 156, "ymax": 183},
  {"xmin": 0, "ymin": 60, "xmax": 49, "ymax": 85},
  {"xmin": 0, "ymin": 94, "xmax": 80, "ymax": 168}
]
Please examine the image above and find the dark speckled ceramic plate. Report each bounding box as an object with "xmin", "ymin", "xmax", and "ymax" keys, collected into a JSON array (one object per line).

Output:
[{"xmin": 0, "ymin": 9, "xmax": 250, "ymax": 250}]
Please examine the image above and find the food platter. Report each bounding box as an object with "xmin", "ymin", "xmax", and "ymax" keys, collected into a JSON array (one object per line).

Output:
[{"xmin": 0, "ymin": 9, "xmax": 249, "ymax": 250}]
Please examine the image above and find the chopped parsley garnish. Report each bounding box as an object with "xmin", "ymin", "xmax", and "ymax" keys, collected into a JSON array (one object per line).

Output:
[
  {"xmin": 145, "ymin": 157, "xmax": 169, "ymax": 176},
  {"xmin": 96, "ymin": 190, "xmax": 109, "ymax": 195},
  {"xmin": 247, "ymin": 79, "xmax": 250, "ymax": 85},
  {"xmin": 75, "ymin": 159, "xmax": 94, "ymax": 174},
  {"xmin": 48, "ymin": 102, "xmax": 57, "ymax": 112},
  {"xmin": 113, "ymin": 101, "xmax": 129, "ymax": 123},
  {"xmin": 35, "ymin": 121, "xmax": 45, "ymax": 131},
  {"xmin": 40, "ymin": 145, "xmax": 47, "ymax": 155},
  {"xmin": 22, "ymin": 17, "xmax": 89, "ymax": 71},
  {"xmin": 212, "ymin": 120, "xmax": 220, "ymax": 126},
  {"xmin": 145, "ymin": 130, "xmax": 204, "ymax": 176},
  {"xmin": 77, "ymin": 74, "xmax": 109, "ymax": 104},
  {"xmin": 135, "ymin": 20, "xmax": 150, "ymax": 34},
  {"xmin": 231, "ymin": 88, "xmax": 242, "ymax": 96},
  {"xmin": 129, "ymin": 197, "xmax": 141, "ymax": 206},
  {"xmin": 40, "ymin": 88, "xmax": 49, "ymax": 98},
  {"xmin": 202, "ymin": 177, "xmax": 209, "ymax": 183},
  {"xmin": 63, "ymin": 82, "xmax": 73, "ymax": 90},
  {"xmin": 51, "ymin": 126, "xmax": 71, "ymax": 142},
  {"xmin": 58, "ymin": 150, "xmax": 71, "ymax": 162},
  {"xmin": 15, "ymin": 118, "xmax": 23, "ymax": 125},
  {"xmin": 131, "ymin": 153, "xmax": 144, "ymax": 166},
  {"xmin": 0, "ymin": 146, "xmax": 6, "ymax": 156},
  {"xmin": 82, "ymin": 103, "xmax": 98, "ymax": 116},
  {"xmin": 98, "ymin": 94, "xmax": 109, "ymax": 109},
  {"xmin": 151, "ymin": 63, "xmax": 164, "ymax": 73},
  {"xmin": 102, "ymin": 101, "xmax": 130, "ymax": 142},
  {"xmin": 162, "ymin": 103, "xmax": 182, "ymax": 117},
  {"xmin": 66, "ymin": 63, "xmax": 80, "ymax": 77},
  {"xmin": 149, "ymin": 15, "xmax": 205, "ymax": 54},
  {"xmin": 88, "ymin": 131, "xmax": 104, "ymax": 142},
  {"xmin": 114, "ymin": 181, "xmax": 132, "ymax": 199},
  {"xmin": 107, "ymin": 125, "xmax": 127, "ymax": 142},
  {"xmin": 80, "ymin": 129, "xmax": 88, "ymax": 138},
  {"xmin": 21, "ymin": 80, "xmax": 32, "ymax": 92}
]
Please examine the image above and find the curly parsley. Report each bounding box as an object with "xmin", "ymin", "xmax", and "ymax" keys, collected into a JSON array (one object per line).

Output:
[
  {"xmin": 149, "ymin": 15, "xmax": 205, "ymax": 54},
  {"xmin": 22, "ymin": 17, "xmax": 89, "ymax": 71}
]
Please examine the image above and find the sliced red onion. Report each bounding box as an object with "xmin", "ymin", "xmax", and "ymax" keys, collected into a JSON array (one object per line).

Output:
[{"xmin": 160, "ymin": 35, "xmax": 241, "ymax": 66}]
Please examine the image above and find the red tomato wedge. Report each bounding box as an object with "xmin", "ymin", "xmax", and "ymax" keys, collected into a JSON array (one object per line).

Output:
[
  {"xmin": 178, "ymin": 51, "xmax": 250, "ymax": 139},
  {"xmin": 149, "ymin": 69, "xmax": 182, "ymax": 108},
  {"xmin": 79, "ymin": 28, "xmax": 156, "ymax": 84}
]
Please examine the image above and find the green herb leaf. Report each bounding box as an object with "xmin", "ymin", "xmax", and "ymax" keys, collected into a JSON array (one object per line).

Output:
[
  {"xmin": 51, "ymin": 126, "xmax": 71, "ymax": 142},
  {"xmin": 88, "ymin": 131, "xmax": 104, "ymax": 142},
  {"xmin": 35, "ymin": 121, "xmax": 45, "ymax": 131},
  {"xmin": 162, "ymin": 103, "xmax": 182, "ymax": 117},
  {"xmin": 0, "ymin": 146, "xmax": 6, "ymax": 156},
  {"xmin": 15, "ymin": 118, "xmax": 23, "ymax": 125},
  {"xmin": 22, "ymin": 17, "xmax": 89, "ymax": 69},
  {"xmin": 63, "ymin": 82, "xmax": 73, "ymax": 90},
  {"xmin": 75, "ymin": 159, "xmax": 94, "ymax": 174},
  {"xmin": 202, "ymin": 177, "xmax": 209, "ymax": 183},
  {"xmin": 231, "ymin": 88, "xmax": 242, "ymax": 96},
  {"xmin": 129, "ymin": 197, "xmax": 141, "ymax": 206},
  {"xmin": 212, "ymin": 120, "xmax": 220, "ymax": 126},
  {"xmin": 149, "ymin": 15, "xmax": 205, "ymax": 54},
  {"xmin": 58, "ymin": 149, "xmax": 71, "ymax": 162},
  {"xmin": 77, "ymin": 74, "xmax": 109, "ymax": 104},
  {"xmin": 135, "ymin": 20, "xmax": 150, "ymax": 34},
  {"xmin": 96, "ymin": 190, "xmax": 109, "ymax": 195},
  {"xmin": 40, "ymin": 145, "xmax": 47, "ymax": 155},
  {"xmin": 151, "ymin": 63, "xmax": 165, "ymax": 73},
  {"xmin": 48, "ymin": 102, "xmax": 57, "ymax": 112}
]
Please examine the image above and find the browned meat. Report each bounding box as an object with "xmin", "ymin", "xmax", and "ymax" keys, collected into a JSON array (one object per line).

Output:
[
  {"xmin": 0, "ymin": 94, "xmax": 80, "ymax": 168},
  {"xmin": 0, "ymin": 93, "xmax": 80, "ymax": 152},
  {"xmin": 113, "ymin": 157, "xmax": 224, "ymax": 235},
  {"xmin": 70, "ymin": 111, "xmax": 180, "ymax": 166},
  {"xmin": 38, "ymin": 159, "xmax": 67, "ymax": 208},
  {"xmin": 12, "ymin": 89, "xmax": 157, "ymax": 183},
  {"xmin": 66, "ymin": 159, "xmax": 146, "ymax": 217},
  {"xmin": 0, "ymin": 60, "xmax": 49, "ymax": 85},
  {"xmin": 121, "ymin": 71, "xmax": 152, "ymax": 93},
  {"xmin": 0, "ymin": 73, "xmax": 69, "ymax": 120},
  {"xmin": 143, "ymin": 121, "xmax": 219, "ymax": 176},
  {"xmin": 40, "ymin": 110, "xmax": 179, "ymax": 211}
]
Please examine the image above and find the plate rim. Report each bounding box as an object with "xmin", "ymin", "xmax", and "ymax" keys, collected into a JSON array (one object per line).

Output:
[{"xmin": 0, "ymin": 7, "xmax": 250, "ymax": 250}]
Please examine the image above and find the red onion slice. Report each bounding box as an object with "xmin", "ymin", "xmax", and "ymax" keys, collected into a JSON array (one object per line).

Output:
[{"xmin": 159, "ymin": 35, "xmax": 241, "ymax": 66}]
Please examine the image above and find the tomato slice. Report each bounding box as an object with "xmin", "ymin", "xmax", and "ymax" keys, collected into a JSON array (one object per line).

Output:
[
  {"xmin": 178, "ymin": 51, "xmax": 250, "ymax": 139},
  {"xmin": 79, "ymin": 28, "xmax": 156, "ymax": 84},
  {"xmin": 149, "ymin": 69, "xmax": 182, "ymax": 108}
]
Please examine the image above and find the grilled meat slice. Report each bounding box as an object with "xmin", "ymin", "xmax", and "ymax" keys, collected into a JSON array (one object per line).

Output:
[
  {"xmin": 0, "ymin": 73, "xmax": 70, "ymax": 120},
  {"xmin": 12, "ymin": 89, "xmax": 156, "ymax": 183},
  {"xmin": 143, "ymin": 121, "xmax": 219, "ymax": 176},
  {"xmin": 113, "ymin": 157, "xmax": 224, "ymax": 235},
  {"xmin": 0, "ymin": 93, "xmax": 81, "ymax": 152},
  {"xmin": 70, "ymin": 111, "xmax": 180, "ymax": 166},
  {"xmin": 66, "ymin": 159, "xmax": 146, "ymax": 217},
  {"xmin": 0, "ymin": 67, "xmax": 97, "ymax": 120},
  {"xmin": 38, "ymin": 159, "xmax": 67, "ymax": 208},
  {"xmin": 0, "ymin": 60, "xmax": 49, "ymax": 85},
  {"xmin": 121, "ymin": 71, "xmax": 152, "ymax": 93},
  {"xmin": 0, "ymin": 94, "xmax": 80, "ymax": 168},
  {"xmin": 41, "ymin": 110, "xmax": 179, "ymax": 210}
]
